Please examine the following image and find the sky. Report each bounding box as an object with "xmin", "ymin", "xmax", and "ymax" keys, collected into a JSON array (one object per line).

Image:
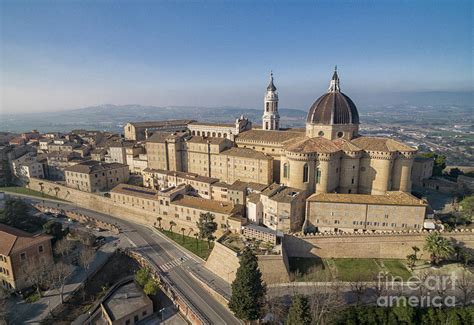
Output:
[{"xmin": 0, "ymin": 0, "xmax": 472, "ymax": 113}]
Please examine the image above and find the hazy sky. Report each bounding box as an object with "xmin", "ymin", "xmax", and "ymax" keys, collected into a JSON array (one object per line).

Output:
[{"xmin": 1, "ymin": 0, "xmax": 472, "ymax": 113}]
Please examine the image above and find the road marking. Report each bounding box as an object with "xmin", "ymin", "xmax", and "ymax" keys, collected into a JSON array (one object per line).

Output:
[{"xmin": 160, "ymin": 255, "xmax": 190, "ymax": 272}]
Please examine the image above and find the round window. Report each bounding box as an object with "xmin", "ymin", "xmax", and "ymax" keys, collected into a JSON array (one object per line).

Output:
[
  {"xmin": 337, "ymin": 131, "xmax": 344, "ymax": 138},
  {"xmin": 318, "ymin": 131, "xmax": 324, "ymax": 137}
]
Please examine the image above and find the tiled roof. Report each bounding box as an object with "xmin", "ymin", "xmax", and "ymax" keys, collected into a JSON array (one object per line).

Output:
[
  {"xmin": 222, "ymin": 147, "xmax": 272, "ymax": 160},
  {"xmin": 284, "ymin": 137, "xmax": 341, "ymax": 154},
  {"xmin": 236, "ymin": 129, "xmax": 303, "ymax": 144},
  {"xmin": 146, "ymin": 131, "xmax": 187, "ymax": 143},
  {"xmin": 189, "ymin": 122, "xmax": 235, "ymax": 127},
  {"xmin": 172, "ymin": 195, "xmax": 240, "ymax": 215},
  {"xmin": 110, "ymin": 183, "xmax": 159, "ymax": 200},
  {"xmin": 351, "ymin": 137, "xmax": 416, "ymax": 152},
  {"xmin": 307, "ymin": 191, "xmax": 426, "ymax": 206},
  {"xmin": 128, "ymin": 120, "xmax": 194, "ymax": 128},
  {"xmin": 186, "ymin": 136, "xmax": 230, "ymax": 145},
  {"xmin": 332, "ymin": 138, "xmax": 362, "ymax": 152},
  {"xmin": 144, "ymin": 168, "xmax": 219, "ymax": 184},
  {"xmin": 65, "ymin": 161, "xmax": 128, "ymax": 174},
  {"xmin": 0, "ymin": 224, "xmax": 52, "ymax": 256}
]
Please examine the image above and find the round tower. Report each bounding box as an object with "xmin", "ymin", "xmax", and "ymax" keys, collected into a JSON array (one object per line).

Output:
[{"xmin": 262, "ymin": 72, "xmax": 280, "ymax": 130}]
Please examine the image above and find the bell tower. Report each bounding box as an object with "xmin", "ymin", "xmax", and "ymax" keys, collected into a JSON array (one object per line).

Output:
[{"xmin": 262, "ymin": 72, "xmax": 280, "ymax": 130}]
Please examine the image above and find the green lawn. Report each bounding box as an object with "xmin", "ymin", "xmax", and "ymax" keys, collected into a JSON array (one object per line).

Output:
[
  {"xmin": 0, "ymin": 186, "xmax": 61, "ymax": 200},
  {"xmin": 332, "ymin": 258, "xmax": 382, "ymax": 282},
  {"xmin": 159, "ymin": 229, "xmax": 213, "ymax": 260},
  {"xmin": 289, "ymin": 257, "xmax": 332, "ymax": 282},
  {"xmin": 381, "ymin": 259, "xmax": 412, "ymax": 280}
]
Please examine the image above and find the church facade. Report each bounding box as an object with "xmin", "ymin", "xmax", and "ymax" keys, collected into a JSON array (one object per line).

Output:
[{"xmin": 144, "ymin": 69, "xmax": 416, "ymax": 197}]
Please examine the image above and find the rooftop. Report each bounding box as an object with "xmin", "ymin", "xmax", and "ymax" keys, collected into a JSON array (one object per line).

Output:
[
  {"xmin": 172, "ymin": 194, "xmax": 240, "ymax": 215},
  {"xmin": 0, "ymin": 224, "xmax": 52, "ymax": 256},
  {"xmin": 103, "ymin": 280, "xmax": 152, "ymax": 322},
  {"xmin": 189, "ymin": 121, "xmax": 235, "ymax": 127},
  {"xmin": 236, "ymin": 129, "xmax": 303, "ymax": 144},
  {"xmin": 128, "ymin": 120, "xmax": 194, "ymax": 128},
  {"xmin": 65, "ymin": 160, "xmax": 128, "ymax": 174},
  {"xmin": 186, "ymin": 136, "xmax": 230, "ymax": 145},
  {"xmin": 351, "ymin": 136, "xmax": 416, "ymax": 153},
  {"xmin": 284, "ymin": 136, "xmax": 341, "ymax": 154},
  {"xmin": 146, "ymin": 131, "xmax": 188, "ymax": 143},
  {"xmin": 110, "ymin": 183, "xmax": 159, "ymax": 200},
  {"xmin": 222, "ymin": 147, "xmax": 272, "ymax": 160},
  {"xmin": 307, "ymin": 191, "xmax": 426, "ymax": 206},
  {"xmin": 144, "ymin": 168, "xmax": 220, "ymax": 184}
]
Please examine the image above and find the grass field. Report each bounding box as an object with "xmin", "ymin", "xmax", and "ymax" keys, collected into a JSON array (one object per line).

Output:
[
  {"xmin": 289, "ymin": 257, "xmax": 412, "ymax": 282},
  {"xmin": 0, "ymin": 186, "xmax": 61, "ymax": 200},
  {"xmin": 160, "ymin": 228, "xmax": 213, "ymax": 260}
]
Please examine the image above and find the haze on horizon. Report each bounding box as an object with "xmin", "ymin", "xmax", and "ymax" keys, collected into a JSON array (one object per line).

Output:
[{"xmin": 1, "ymin": 0, "xmax": 472, "ymax": 114}]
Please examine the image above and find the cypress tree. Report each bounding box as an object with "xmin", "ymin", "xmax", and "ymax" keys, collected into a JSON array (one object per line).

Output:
[
  {"xmin": 286, "ymin": 295, "xmax": 312, "ymax": 325},
  {"xmin": 228, "ymin": 246, "xmax": 266, "ymax": 322}
]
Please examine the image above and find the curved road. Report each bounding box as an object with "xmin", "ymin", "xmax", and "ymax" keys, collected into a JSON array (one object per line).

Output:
[{"xmin": 11, "ymin": 193, "xmax": 241, "ymax": 325}]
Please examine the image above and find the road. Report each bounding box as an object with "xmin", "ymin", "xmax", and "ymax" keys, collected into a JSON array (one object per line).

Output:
[{"xmin": 9, "ymin": 193, "xmax": 241, "ymax": 325}]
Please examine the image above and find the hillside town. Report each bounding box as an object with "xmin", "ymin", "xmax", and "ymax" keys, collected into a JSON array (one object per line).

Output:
[{"xmin": 1, "ymin": 71, "xmax": 473, "ymax": 324}]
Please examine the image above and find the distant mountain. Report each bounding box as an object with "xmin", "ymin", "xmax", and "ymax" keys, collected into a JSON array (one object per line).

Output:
[{"xmin": 0, "ymin": 104, "xmax": 308, "ymax": 133}]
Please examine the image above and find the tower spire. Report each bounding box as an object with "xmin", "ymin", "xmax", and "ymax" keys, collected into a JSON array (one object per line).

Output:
[
  {"xmin": 267, "ymin": 71, "xmax": 277, "ymax": 91},
  {"xmin": 329, "ymin": 65, "xmax": 340, "ymax": 92}
]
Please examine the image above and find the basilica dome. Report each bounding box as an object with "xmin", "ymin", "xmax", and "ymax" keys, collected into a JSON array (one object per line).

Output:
[{"xmin": 306, "ymin": 69, "xmax": 359, "ymax": 125}]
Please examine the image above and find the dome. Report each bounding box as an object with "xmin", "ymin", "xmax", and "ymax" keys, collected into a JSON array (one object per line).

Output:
[
  {"xmin": 306, "ymin": 92, "xmax": 359, "ymax": 125},
  {"xmin": 306, "ymin": 68, "xmax": 359, "ymax": 125}
]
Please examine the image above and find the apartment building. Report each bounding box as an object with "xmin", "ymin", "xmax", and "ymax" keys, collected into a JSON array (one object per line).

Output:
[
  {"xmin": 65, "ymin": 161, "xmax": 129, "ymax": 192},
  {"xmin": 0, "ymin": 224, "xmax": 53, "ymax": 291}
]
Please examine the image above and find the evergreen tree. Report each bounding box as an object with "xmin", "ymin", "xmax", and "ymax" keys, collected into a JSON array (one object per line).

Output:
[
  {"xmin": 228, "ymin": 247, "xmax": 266, "ymax": 322},
  {"xmin": 286, "ymin": 295, "xmax": 312, "ymax": 325}
]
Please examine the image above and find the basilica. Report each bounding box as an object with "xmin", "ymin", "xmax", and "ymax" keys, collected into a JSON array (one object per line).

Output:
[{"xmin": 142, "ymin": 68, "xmax": 416, "ymax": 199}]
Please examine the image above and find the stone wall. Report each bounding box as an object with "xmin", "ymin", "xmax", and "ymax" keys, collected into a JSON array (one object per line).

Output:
[
  {"xmin": 285, "ymin": 231, "xmax": 474, "ymax": 260},
  {"xmin": 205, "ymin": 238, "xmax": 290, "ymax": 285}
]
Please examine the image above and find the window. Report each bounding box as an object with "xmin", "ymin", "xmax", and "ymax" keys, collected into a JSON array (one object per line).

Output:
[
  {"xmin": 134, "ymin": 315, "xmax": 139, "ymax": 322},
  {"xmin": 20, "ymin": 253, "xmax": 26, "ymax": 261},
  {"xmin": 337, "ymin": 131, "xmax": 344, "ymax": 138},
  {"xmin": 125, "ymin": 320, "xmax": 130, "ymax": 325},
  {"xmin": 38, "ymin": 245, "xmax": 44, "ymax": 253},
  {"xmin": 318, "ymin": 131, "xmax": 324, "ymax": 137},
  {"xmin": 283, "ymin": 163, "xmax": 290, "ymax": 178},
  {"xmin": 303, "ymin": 164, "xmax": 309, "ymax": 183},
  {"xmin": 316, "ymin": 168, "xmax": 321, "ymax": 184}
]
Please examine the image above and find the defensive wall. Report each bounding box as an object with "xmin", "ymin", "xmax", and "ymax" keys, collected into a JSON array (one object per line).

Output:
[
  {"xmin": 285, "ymin": 230, "xmax": 474, "ymax": 260},
  {"xmin": 28, "ymin": 178, "xmax": 199, "ymax": 233},
  {"xmin": 205, "ymin": 236, "xmax": 291, "ymax": 285}
]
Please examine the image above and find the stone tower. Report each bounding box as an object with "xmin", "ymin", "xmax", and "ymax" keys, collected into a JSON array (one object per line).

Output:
[{"xmin": 262, "ymin": 72, "xmax": 280, "ymax": 130}]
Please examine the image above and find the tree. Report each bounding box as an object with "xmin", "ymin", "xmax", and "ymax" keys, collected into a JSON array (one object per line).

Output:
[
  {"xmin": 196, "ymin": 212, "xmax": 217, "ymax": 249},
  {"xmin": 43, "ymin": 219, "xmax": 64, "ymax": 242},
  {"xmin": 420, "ymin": 152, "xmax": 446, "ymax": 176},
  {"xmin": 456, "ymin": 271, "xmax": 474, "ymax": 306},
  {"xmin": 424, "ymin": 232, "xmax": 454, "ymax": 266},
  {"xmin": 54, "ymin": 186, "xmax": 60, "ymax": 197},
  {"xmin": 38, "ymin": 182, "xmax": 44, "ymax": 196},
  {"xmin": 406, "ymin": 254, "xmax": 417, "ymax": 271},
  {"xmin": 54, "ymin": 238, "xmax": 74, "ymax": 257},
  {"xmin": 459, "ymin": 195, "xmax": 474, "ymax": 223},
  {"xmin": 180, "ymin": 227, "xmax": 186, "ymax": 242},
  {"xmin": 51, "ymin": 262, "xmax": 73, "ymax": 304},
  {"xmin": 23, "ymin": 262, "xmax": 52, "ymax": 298},
  {"xmin": 157, "ymin": 217, "xmax": 163, "ymax": 229},
  {"xmin": 286, "ymin": 295, "xmax": 312, "ymax": 325},
  {"xmin": 229, "ymin": 247, "xmax": 266, "ymax": 322},
  {"xmin": 79, "ymin": 247, "xmax": 95, "ymax": 274},
  {"xmin": 143, "ymin": 277, "xmax": 160, "ymax": 296},
  {"xmin": 135, "ymin": 268, "xmax": 151, "ymax": 287},
  {"xmin": 169, "ymin": 220, "xmax": 176, "ymax": 232},
  {"xmin": 412, "ymin": 246, "xmax": 420, "ymax": 260},
  {"xmin": 0, "ymin": 286, "xmax": 11, "ymax": 325}
]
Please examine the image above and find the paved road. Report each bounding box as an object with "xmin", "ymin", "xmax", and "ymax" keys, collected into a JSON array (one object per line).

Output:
[{"xmin": 11, "ymin": 193, "xmax": 240, "ymax": 325}]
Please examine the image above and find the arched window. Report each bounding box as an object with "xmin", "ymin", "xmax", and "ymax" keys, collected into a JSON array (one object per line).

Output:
[
  {"xmin": 283, "ymin": 163, "xmax": 290, "ymax": 178},
  {"xmin": 212, "ymin": 132, "xmax": 216, "ymax": 137},
  {"xmin": 316, "ymin": 168, "xmax": 321, "ymax": 184},
  {"xmin": 266, "ymin": 102, "xmax": 269, "ymax": 112},
  {"xmin": 223, "ymin": 133, "xmax": 227, "ymax": 138},
  {"xmin": 218, "ymin": 133, "xmax": 222, "ymax": 137},
  {"xmin": 303, "ymin": 164, "xmax": 309, "ymax": 183}
]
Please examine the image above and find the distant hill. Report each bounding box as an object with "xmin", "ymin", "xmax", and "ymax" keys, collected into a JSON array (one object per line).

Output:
[{"xmin": 0, "ymin": 104, "xmax": 308, "ymax": 133}]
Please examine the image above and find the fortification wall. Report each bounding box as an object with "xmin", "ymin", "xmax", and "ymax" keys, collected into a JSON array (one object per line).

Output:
[
  {"xmin": 205, "ymin": 239, "xmax": 290, "ymax": 285},
  {"xmin": 285, "ymin": 231, "xmax": 474, "ymax": 260},
  {"xmin": 28, "ymin": 178, "xmax": 220, "ymax": 234}
]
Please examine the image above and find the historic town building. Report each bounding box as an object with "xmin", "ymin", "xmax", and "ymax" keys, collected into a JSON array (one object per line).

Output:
[{"xmin": 262, "ymin": 72, "xmax": 280, "ymax": 131}]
